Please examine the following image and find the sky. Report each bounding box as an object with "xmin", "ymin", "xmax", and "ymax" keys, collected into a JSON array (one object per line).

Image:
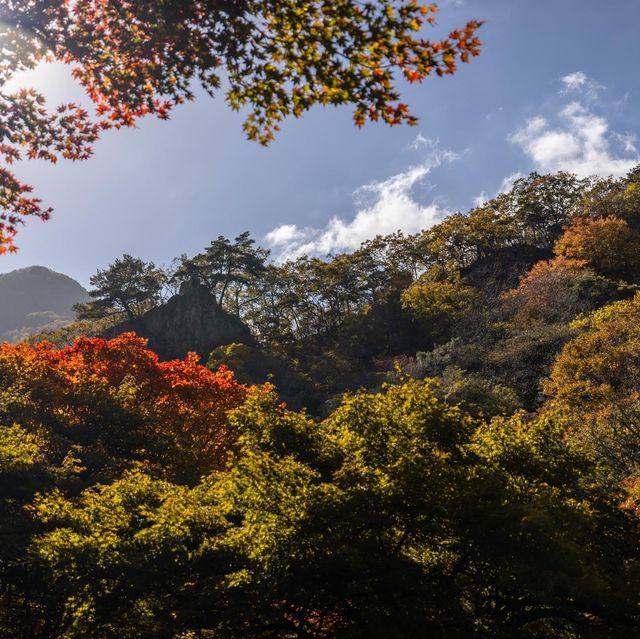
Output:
[{"xmin": 1, "ymin": 0, "xmax": 640, "ymax": 286}]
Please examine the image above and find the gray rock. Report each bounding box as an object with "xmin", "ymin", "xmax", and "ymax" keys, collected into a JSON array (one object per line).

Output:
[{"xmin": 102, "ymin": 279, "xmax": 253, "ymax": 361}]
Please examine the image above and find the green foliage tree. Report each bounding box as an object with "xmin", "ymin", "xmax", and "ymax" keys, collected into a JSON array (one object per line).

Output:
[
  {"xmin": 434, "ymin": 365, "xmax": 521, "ymax": 418},
  {"xmin": 207, "ymin": 342, "xmax": 318, "ymax": 410},
  {"xmin": 422, "ymin": 207, "xmax": 521, "ymax": 269},
  {"xmin": 419, "ymin": 171, "xmax": 591, "ymax": 271},
  {"xmin": 401, "ymin": 266, "xmax": 473, "ymax": 341},
  {"xmin": 579, "ymin": 166, "xmax": 640, "ymax": 227},
  {"xmin": 174, "ymin": 232, "xmax": 269, "ymax": 312},
  {"xmin": 242, "ymin": 245, "xmax": 425, "ymax": 410},
  {"xmin": 30, "ymin": 382, "xmax": 640, "ymax": 638},
  {"xmin": 494, "ymin": 172, "xmax": 586, "ymax": 248},
  {"xmin": 0, "ymin": 425, "xmax": 51, "ymax": 637},
  {"xmin": 74, "ymin": 254, "xmax": 166, "ymax": 321}
]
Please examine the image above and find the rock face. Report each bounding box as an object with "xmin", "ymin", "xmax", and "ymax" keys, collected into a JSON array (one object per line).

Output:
[
  {"xmin": 463, "ymin": 245, "xmax": 552, "ymax": 293},
  {"xmin": 102, "ymin": 279, "xmax": 254, "ymax": 361},
  {"xmin": 0, "ymin": 266, "xmax": 89, "ymax": 342}
]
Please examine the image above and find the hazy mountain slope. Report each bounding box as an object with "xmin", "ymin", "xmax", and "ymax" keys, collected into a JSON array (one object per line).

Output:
[{"xmin": 0, "ymin": 266, "xmax": 88, "ymax": 342}]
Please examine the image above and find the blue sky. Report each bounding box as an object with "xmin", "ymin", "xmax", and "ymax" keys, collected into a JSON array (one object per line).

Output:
[{"xmin": 2, "ymin": 0, "xmax": 640, "ymax": 286}]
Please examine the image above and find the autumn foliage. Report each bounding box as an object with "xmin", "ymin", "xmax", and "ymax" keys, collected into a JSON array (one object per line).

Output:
[
  {"xmin": 500, "ymin": 256, "xmax": 616, "ymax": 326},
  {"xmin": 544, "ymin": 293, "xmax": 640, "ymax": 478},
  {"xmin": 5, "ymin": 168, "xmax": 640, "ymax": 636},
  {"xmin": 0, "ymin": 332, "xmax": 246, "ymax": 482},
  {"xmin": 0, "ymin": 1, "xmax": 483, "ymax": 253},
  {"xmin": 553, "ymin": 215, "xmax": 640, "ymax": 278}
]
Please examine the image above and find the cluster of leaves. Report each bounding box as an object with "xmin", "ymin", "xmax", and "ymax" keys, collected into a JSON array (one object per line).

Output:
[
  {"xmin": 544, "ymin": 292, "xmax": 640, "ymax": 480},
  {"xmin": 500, "ymin": 256, "xmax": 617, "ymax": 327},
  {"xmin": 0, "ymin": 332, "xmax": 251, "ymax": 636},
  {"xmin": 0, "ymin": 332, "xmax": 246, "ymax": 484},
  {"xmin": 554, "ymin": 215, "xmax": 640, "ymax": 278},
  {"xmin": 0, "ymin": 0, "xmax": 482, "ymax": 253},
  {"xmin": 401, "ymin": 266, "xmax": 473, "ymax": 341}
]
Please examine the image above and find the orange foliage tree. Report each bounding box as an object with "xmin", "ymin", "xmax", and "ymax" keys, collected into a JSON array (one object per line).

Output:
[
  {"xmin": 0, "ymin": 332, "xmax": 247, "ymax": 484},
  {"xmin": 553, "ymin": 216, "xmax": 640, "ymax": 278},
  {"xmin": 501, "ymin": 256, "xmax": 617, "ymax": 326},
  {"xmin": 0, "ymin": 1, "xmax": 483, "ymax": 253}
]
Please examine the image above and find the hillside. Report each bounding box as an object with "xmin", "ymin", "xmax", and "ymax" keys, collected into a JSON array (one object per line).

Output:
[
  {"xmin": 0, "ymin": 266, "xmax": 88, "ymax": 343},
  {"xmin": 3, "ymin": 168, "xmax": 640, "ymax": 636}
]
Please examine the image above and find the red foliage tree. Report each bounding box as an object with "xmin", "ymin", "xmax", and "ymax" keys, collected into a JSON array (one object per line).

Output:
[
  {"xmin": 0, "ymin": 332, "xmax": 247, "ymax": 483},
  {"xmin": 501, "ymin": 256, "xmax": 617, "ymax": 326}
]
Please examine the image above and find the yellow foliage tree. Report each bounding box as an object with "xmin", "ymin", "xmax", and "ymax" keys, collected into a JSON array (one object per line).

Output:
[
  {"xmin": 544, "ymin": 292, "xmax": 640, "ymax": 478},
  {"xmin": 401, "ymin": 267, "xmax": 474, "ymax": 341}
]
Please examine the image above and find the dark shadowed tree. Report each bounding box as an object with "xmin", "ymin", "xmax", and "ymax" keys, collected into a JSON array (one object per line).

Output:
[
  {"xmin": 174, "ymin": 232, "xmax": 269, "ymax": 312},
  {"xmin": 75, "ymin": 254, "xmax": 166, "ymax": 320}
]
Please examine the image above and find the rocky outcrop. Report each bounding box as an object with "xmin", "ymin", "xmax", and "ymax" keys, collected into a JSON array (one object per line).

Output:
[
  {"xmin": 102, "ymin": 279, "xmax": 254, "ymax": 361},
  {"xmin": 463, "ymin": 245, "xmax": 552, "ymax": 294}
]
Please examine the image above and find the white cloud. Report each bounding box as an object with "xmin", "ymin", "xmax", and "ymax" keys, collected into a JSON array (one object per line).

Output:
[
  {"xmin": 560, "ymin": 71, "xmax": 586, "ymax": 91},
  {"xmin": 266, "ymin": 145, "xmax": 460, "ymax": 261},
  {"xmin": 406, "ymin": 133, "xmax": 430, "ymax": 151},
  {"xmin": 499, "ymin": 171, "xmax": 524, "ymax": 193},
  {"xmin": 510, "ymin": 73, "xmax": 639, "ymax": 178},
  {"xmin": 472, "ymin": 192, "xmax": 487, "ymax": 207},
  {"xmin": 264, "ymin": 224, "xmax": 304, "ymax": 247},
  {"xmin": 472, "ymin": 171, "xmax": 523, "ymax": 207},
  {"xmin": 560, "ymin": 71, "xmax": 603, "ymax": 101},
  {"xmin": 614, "ymin": 132, "xmax": 638, "ymax": 154}
]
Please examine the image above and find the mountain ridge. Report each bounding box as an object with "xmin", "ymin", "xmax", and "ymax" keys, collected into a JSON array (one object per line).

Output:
[{"xmin": 0, "ymin": 265, "xmax": 88, "ymax": 343}]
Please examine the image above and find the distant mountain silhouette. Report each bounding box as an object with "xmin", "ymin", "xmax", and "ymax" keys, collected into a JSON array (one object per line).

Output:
[{"xmin": 0, "ymin": 266, "xmax": 88, "ymax": 342}]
